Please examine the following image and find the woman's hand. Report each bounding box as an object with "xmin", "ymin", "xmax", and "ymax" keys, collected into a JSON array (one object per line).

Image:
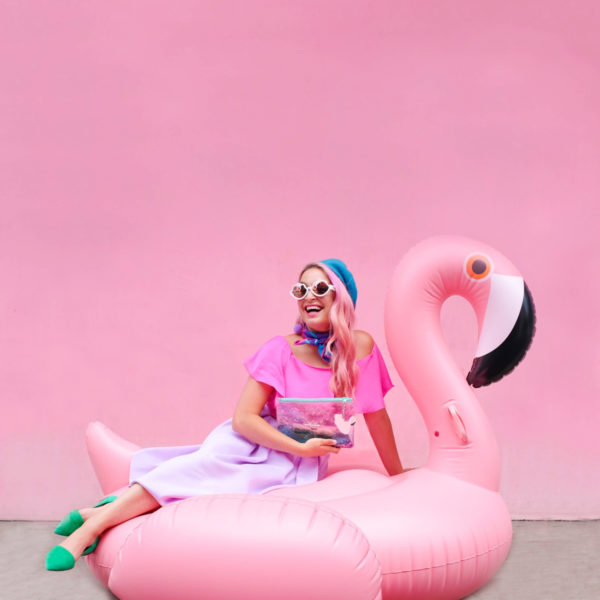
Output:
[
  {"xmin": 297, "ymin": 438, "xmax": 340, "ymax": 457},
  {"xmin": 364, "ymin": 408, "xmax": 404, "ymax": 476}
]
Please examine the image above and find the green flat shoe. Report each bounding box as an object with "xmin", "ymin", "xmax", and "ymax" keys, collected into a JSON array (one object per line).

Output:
[
  {"xmin": 93, "ymin": 495, "xmax": 118, "ymax": 508},
  {"xmin": 46, "ymin": 536, "xmax": 100, "ymax": 570},
  {"xmin": 46, "ymin": 546, "xmax": 75, "ymax": 571},
  {"xmin": 54, "ymin": 510, "xmax": 83, "ymax": 536},
  {"xmin": 54, "ymin": 495, "xmax": 117, "ymax": 536},
  {"xmin": 82, "ymin": 537, "xmax": 99, "ymax": 556}
]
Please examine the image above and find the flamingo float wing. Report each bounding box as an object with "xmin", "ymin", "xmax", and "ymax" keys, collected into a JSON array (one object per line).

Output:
[
  {"xmin": 105, "ymin": 495, "xmax": 382, "ymax": 600},
  {"xmin": 322, "ymin": 469, "xmax": 513, "ymax": 600}
]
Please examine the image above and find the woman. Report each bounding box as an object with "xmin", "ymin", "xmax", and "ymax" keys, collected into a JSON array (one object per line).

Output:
[{"xmin": 46, "ymin": 258, "xmax": 403, "ymax": 571}]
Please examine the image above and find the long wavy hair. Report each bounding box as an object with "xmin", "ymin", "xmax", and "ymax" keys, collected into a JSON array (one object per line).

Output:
[{"xmin": 297, "ymin": 263, "xmax": 358, "ymax": 398}]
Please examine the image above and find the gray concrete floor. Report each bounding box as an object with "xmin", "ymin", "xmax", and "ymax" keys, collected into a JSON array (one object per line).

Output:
[{"xmin": 1, "ymin": 520, "xmax": 599, "ymax": 599}]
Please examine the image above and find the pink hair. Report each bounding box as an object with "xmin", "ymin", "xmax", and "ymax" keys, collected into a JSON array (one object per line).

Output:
[{"xmin": 297, "ymin": 263, "xmax": 358, "ymax": 398}]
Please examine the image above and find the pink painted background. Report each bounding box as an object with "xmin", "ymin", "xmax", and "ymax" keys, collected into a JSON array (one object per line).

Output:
[{"xmin": 1, "ymin": 2, "xmax": 598, "ymax": 520}]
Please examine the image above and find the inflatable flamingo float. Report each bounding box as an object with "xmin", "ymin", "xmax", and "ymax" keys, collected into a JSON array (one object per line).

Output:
[{"xmin": 84, "ymin": 236, "xmax": 535, "ymax": 600}]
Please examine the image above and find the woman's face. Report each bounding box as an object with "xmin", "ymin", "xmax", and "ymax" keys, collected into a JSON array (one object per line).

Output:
[{"xmin": 296, "ymin": 267, "xmax": 336, "ymax": 332}]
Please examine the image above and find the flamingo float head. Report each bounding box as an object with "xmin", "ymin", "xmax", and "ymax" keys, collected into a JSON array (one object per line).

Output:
[{"xmin": 384, "ymin": 236, "xmax": 536, "ymax": 489}]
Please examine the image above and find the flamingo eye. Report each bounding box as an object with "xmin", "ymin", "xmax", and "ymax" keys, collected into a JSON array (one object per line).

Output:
[{"xmin": 465, "ymin": 254, "xmax": 492, "ymax": 280}]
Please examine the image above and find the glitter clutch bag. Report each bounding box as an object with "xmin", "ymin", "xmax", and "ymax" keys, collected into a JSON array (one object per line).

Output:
[{"xmin": 276, "ymin": 397, "xmax": 356, "ymax": 448}]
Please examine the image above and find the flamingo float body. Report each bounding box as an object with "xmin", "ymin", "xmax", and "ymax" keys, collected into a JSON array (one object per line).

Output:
[{"xmin": 84, "ymin": 236, "xmax": 535, "ymax": 600}]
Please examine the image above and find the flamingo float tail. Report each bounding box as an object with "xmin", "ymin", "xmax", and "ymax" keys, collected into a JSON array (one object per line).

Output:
[{"xmin": 86, "ymin": 421, "xmax": 140, "ymax": 495}]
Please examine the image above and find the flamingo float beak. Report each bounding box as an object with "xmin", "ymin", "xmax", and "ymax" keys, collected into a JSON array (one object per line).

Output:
[{"xmin": 467, "ymin": 275, "xmax": 536, "ymax": 388}]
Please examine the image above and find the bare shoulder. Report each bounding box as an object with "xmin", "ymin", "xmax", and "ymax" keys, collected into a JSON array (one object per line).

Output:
[
  {"xmin": 354, "ymin": 330, "xmax": 375, "ymax": 360},
  {"xmin": 284, "ymin": 333, "xmax": 301, "ymax": 346}
]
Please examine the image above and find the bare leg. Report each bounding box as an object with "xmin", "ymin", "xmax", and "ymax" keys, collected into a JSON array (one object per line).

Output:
[{"xmin": 59, "ymin": 483, "xmax": 160, "ymax": 560}]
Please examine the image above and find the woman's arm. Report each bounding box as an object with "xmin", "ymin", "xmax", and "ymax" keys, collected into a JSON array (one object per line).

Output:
[
  {"xmin": 364, "ymin": 408, "xmax": 404, "ymax": 476},
  {"xmin": 232, "ymin": 377, "xmax": 340, "ymax": 458}
]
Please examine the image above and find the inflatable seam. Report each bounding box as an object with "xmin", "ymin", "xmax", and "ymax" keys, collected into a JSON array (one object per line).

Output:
[
  {"xmin": 102, "ymin": 517, "xmax": 147, "ymax": 573},
  {"xmin": 380, "ymin": 536, "xmax": 511, "ymax": 575}
]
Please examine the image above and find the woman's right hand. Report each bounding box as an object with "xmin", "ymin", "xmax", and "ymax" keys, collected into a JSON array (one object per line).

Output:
[{"xmin": 297, "ymin": 438, "xmax": 340, "ymax": 457}]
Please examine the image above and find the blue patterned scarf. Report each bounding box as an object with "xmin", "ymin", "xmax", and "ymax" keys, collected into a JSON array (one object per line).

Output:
[{"xmin": 293, "ymin": 323, "xmax": 332, "ymax": 363}]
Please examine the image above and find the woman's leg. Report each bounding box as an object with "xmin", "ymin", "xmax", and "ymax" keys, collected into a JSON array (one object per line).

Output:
[{"xmin": 58, "ymin": 483, "xmax": 160, "ymax": 560}]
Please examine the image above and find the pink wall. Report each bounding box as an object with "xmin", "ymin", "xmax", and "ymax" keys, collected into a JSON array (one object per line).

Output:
[{"xmin": 1, "ymin": 2, "xmax": 598, "ymax": 520}]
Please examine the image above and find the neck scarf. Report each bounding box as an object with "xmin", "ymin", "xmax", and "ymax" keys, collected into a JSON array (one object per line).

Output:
[{"xmin": 293, "ymin": 323, "xmax": 332, "ymax": 363}]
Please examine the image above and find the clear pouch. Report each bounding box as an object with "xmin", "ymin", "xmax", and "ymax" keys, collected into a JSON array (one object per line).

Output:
[{"xmin": 276, "ymin": 397, "xmax": 356, "ymax": 448}]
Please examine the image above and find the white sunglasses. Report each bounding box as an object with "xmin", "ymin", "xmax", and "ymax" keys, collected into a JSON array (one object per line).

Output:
[{"xmin": 289, "ymin": 280, "xmax": 336, "ymax": 300}]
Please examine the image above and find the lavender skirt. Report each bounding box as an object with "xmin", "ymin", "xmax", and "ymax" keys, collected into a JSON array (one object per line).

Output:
[{"xmin": 129, "ymin": 416, "xmax": 329, "ymax": 505}]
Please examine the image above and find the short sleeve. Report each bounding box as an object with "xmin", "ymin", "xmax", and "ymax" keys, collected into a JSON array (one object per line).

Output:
[
  {"xmin": 353, "ymin": 343, "xmax": 394, "ymax": 414},
  {"xmin": 243, "ymin": 336, "xmax": 288, "ymax": 397}
]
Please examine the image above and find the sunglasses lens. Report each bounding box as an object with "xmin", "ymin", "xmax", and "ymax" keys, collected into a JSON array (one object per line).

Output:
[
  {"xmin": 291, "ymin": 284, "xmax": 307, "ymax": 299},
  {"xmin": 313, "ymin": 281, "xmax": 330, "ymax": 296}
]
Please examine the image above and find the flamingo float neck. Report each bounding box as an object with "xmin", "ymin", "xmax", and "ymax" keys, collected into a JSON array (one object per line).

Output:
[{"xmin": 384, "ymin": 237, "xmax": 529, "ymax": 490}]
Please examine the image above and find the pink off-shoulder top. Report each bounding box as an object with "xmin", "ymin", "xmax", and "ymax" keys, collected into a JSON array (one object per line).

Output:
[{"xmin": 244, "ymin": 335, "xmax": 394, "ymax": 418}]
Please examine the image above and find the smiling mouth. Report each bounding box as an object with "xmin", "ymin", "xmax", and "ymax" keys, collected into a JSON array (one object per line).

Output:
[{"xmin": 305, "ymin": 305, "xmax": 323, "ymax": 314}]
